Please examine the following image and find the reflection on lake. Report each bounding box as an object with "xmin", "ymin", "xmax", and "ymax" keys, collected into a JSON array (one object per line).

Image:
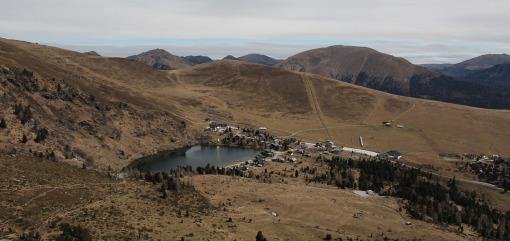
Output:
[{"xmin": 137, "ymin": 145, "xmax": 260, "ymax": 172}]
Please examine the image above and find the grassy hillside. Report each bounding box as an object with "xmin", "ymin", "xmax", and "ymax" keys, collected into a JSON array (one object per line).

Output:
[
  {"xmin": 172, "ymin": 60, "xmax": 510, "ymax": 175},
  {"xmin": 1, "ymin": 38, "xmax": 510, "ymax": 175},
  {"xmin": 1, "ymin": 38, "xmax": 509, "ymax": 240},
  {"xmin": 278, "ymin": 45, "xmax": 510, "ymax": 109},
  {"xmin": 0, "ymin": 38, "xmax": 194, "ymax": 170}
]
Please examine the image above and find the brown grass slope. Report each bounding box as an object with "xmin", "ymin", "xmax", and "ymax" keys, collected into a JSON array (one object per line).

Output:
[
  {"xmin": 1, "ymin": 38, "xmax": 510, "ymax": 175},
  {"xmin": 277, "ymin": 45, "xmax": 435, "ymax": 95},
  {"xmin": 173, "ymin": 60, "xmax": 510, "ymax": 174},
  {"xmin": 0, "ymin": 38, "xmax": 194, "ymax": 170},
  {"xmin": 1, "ymin": 38, "xmax": 509, "ymax": 240},
  {"xmin": 278, "ymin": 46, "xmax": 510, "ymax": 109},
  {"xmin": 1, "ymin": 151, "xmax": 478, "ymax": 241}
]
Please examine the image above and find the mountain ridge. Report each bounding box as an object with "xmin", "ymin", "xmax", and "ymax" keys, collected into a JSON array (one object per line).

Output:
[
  {"xmin": 238, "ymin": 53, "xmax": 282, "ymax": 65},
  {"xmin": 277, "ymin": 45, "xmax": 510, "ymax": 109},
  {"xmin": 463, "ymin": 63, "xmax": 510, "ymax": 87},
  {"xmin": 423, "ymin": 53, "xmax": 510, "ymax": 77},
  {"xmin": 127, "ymin": 48, "xmax": 192, "ymax": 70},
  {"xmin": 2, "ymin": 37, "xmax": 510, "ymax": 172}
]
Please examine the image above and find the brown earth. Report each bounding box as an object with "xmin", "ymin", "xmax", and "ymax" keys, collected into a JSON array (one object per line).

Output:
[
  {"xmin": 0, "ymin": 38, "xmax": 509, "ymax": 240},
  {"xmin": 1, "ymin": 37, "xmax": 510, "ymax": 176},
  {"xmin": 0, "ymin": 38, "xmax": 195, "ymax": 170},
  {"xmin": 277, "ymin": 45, "xmax": 434, "ymax": 95},
  {"xmin": 277, "ymin": 45, "xmax": 510, "ymax": 109},
  {"xmin": 0, "ymin": 151, "xmax": 481, "ymax": 241},
  {"xmin": 170, "ymin": 60, "xmax": 510, "ymax": 176}
]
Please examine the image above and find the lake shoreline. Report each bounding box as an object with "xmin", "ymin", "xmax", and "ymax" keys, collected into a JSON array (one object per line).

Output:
[{"xmin": 127, "ymin": 143, "xmax": 261, "ymax": 172}]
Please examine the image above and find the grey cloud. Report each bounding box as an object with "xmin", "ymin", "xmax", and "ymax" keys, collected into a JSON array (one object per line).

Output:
[{"xmin": 2, "ymin": 0, "xmax": 509, "ymax": 64}]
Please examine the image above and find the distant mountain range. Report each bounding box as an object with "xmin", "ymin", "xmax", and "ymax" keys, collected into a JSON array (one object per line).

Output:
[
  {"xmin": 238, "ymin": 54, "xmax": 282, "ymax": 65},
  {"xmin": 277, "ymin": 45, "xmax": 510, "ymax": 109},
  {"xmin": 127, "ymin": 49, "xmax": 192, "ymax": 70},
  {"xmin": 127, "ymin": 49, "xmax": 281, "ymax": 70},
  {"xmin": 222, "ymin": 55, "xmax": 238, "ymax": 60},
  {"xmin": 422, "ymin": 54, "xmax": 510, "ymax": 78},
  {"xmin": 278, "ymin": 45, "xmax": 432, "ymax": 96},
  {"xmin": 462, "ymin": 63, "xmax": 510, "ymax": 87},
  {"xmin": 221, "ymin": 54, "xmax": 282, "ymax": 66},
  {"xmin": 422, "ymin": 54, "xmax": 510, "ymax": 89},
  {"xmin": 124, "ymin": 46, "xmax": 510, "ymax": 109},
  {"xmin": 183, "ymin": 55, "xmax": 213, "ymax": 65}
]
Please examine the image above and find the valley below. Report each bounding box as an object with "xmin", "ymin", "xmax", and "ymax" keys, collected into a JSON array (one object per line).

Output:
[{"xmin": 1, "ymin": 38, "xmax": 510, "ymax": 240}]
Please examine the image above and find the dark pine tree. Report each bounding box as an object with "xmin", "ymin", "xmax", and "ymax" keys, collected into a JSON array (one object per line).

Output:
[
  {"xmin": 0, "ymin": 117, "xmax": 6, "ymax": 129},
  {"xmin": 21, "ymin": 134, "xmax": 28, "ymax": 144},
  {"xmin": 256, "ymin": 231, "xmax": 267, "ymax": 241}
]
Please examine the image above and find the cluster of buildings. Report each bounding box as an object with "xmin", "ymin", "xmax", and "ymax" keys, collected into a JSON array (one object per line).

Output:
[
  {"xmin": 206, "ymin": 120, "xmax": 404, "ymax": 170},
  {"xmin": 461, "ymin": 153, "xmax": 502, "ymax": 163},
  {"xmin": 207, "ymin": 121, "xmax": 234, "ymax": 133},
  {"xmin": 464, "ymin": 155, "xmax": 510, "ymax": 189}
]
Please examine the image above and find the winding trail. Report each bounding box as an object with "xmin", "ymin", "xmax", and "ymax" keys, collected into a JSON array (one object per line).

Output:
[
  {"xmin": 301, "ymin": 74, "xmax": 333, "ymax": 141},
  {"xmin": 3, "ymin": 182, "xmax": 124, "ymax": 208},
  {"xmin": 394, "ymin": 103, "xmax": 416, "ymax": 121}
]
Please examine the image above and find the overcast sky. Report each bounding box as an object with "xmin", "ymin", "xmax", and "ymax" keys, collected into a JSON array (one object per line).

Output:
[{"xmin": 2, "ymin": 0, "xmax": 509, "ymax": 64}]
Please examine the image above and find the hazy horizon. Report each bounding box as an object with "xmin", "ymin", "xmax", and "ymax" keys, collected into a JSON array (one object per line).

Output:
[{"xmin": 2, "ymin": 0, "xmax": 510, "ymax": 64}]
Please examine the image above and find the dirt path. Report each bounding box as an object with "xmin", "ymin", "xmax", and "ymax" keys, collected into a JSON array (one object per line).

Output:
[
  {"xmin": 23, "ymin": 187, "xmax": 58, "ymax": 207},
  {"xmin": 394, "ymin": 103, "xmax": 416, "ymax": 121},
  {"xmin": 19, "ymin": 182, "xmax": 122, "ymax": 207},
  {"xmin": 301, "ymin": 74, "xmax": 333, "ymax": 141}
]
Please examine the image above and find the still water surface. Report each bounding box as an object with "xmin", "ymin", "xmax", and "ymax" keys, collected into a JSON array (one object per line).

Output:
[{"xmin": 138, "ymin": 145, "xmax": 259, "ymax": 172}]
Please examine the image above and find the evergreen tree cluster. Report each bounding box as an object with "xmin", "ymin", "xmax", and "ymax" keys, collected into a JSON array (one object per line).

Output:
[
  {"xmin": 140, "ymin": 164, "xmax": 249, "ymax": 185},
  {"xmin": 55, "ymin": 223, "xmax": 92, "ymax": 241},
  {"xmin": 312, "ymin": 156, "xmax": 510, "ymax": 240},
  {"xmin": 143, "ymin": 171, "xmax": 183, "ymax": 194},
  {"xmin": 34, "ymin": 127, "xmax": 49, "ymax": 143},
  {"xmin": 17, "ymin": 232, "xmax": 41, "ymax": 241},
  {"xmin": 255, "ymin": 231, "xmax": 267, "ymax": 241},
  {"xmin": 0, "ymin": 117, "xmax": 7, "ymax": 128},
  {"xmin": 9, "ymin": 68, "xmax": 39, "ymax": 93},
  {"xmin": 196, "ymin": 163, "xmax": 246, "ymax": 177},
  {"xmin": 14, "ymin": 103, "xmax": 32, "ymax": 124},
  {"xmin": 17, "ymin": 223, "xmax": 91, "ymax": 241}
]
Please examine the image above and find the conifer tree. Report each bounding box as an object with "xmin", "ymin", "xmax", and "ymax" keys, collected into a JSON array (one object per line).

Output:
[
  {"xmin": 21, "ymin": 134, "xmax": 28, "ymax": 143},
  {"xmin": 0, "ymin": 117, "xmax": 6, "ymax": 129},
  {"xmin": 256, "ymin": 231, "xmax": 267, "ymax": 241}
]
